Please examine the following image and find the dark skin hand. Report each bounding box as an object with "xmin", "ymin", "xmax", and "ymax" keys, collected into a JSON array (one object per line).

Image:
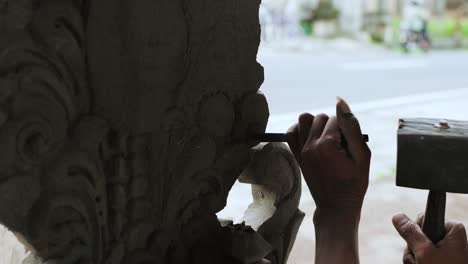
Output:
[
  {"xmin": 286, "ymin": 98, "xmax": 371, "ymax": 264},
  {"xmin": 286, "ymin": 98, "xmax": 468, "ymax": 264},
  {"xmin": 393, "ymin": 213, "xmax": 468, "ymax": 264}
]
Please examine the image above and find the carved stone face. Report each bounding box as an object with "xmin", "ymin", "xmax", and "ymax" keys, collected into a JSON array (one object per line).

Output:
[{"xmin": 0, "ymin": 0, "xmax": 272, "ymax": 263}]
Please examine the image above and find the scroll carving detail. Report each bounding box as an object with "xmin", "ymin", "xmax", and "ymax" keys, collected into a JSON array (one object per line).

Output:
[{"xmin": 0, "ymin": 1, "xmax": 303, "ymax": 263}]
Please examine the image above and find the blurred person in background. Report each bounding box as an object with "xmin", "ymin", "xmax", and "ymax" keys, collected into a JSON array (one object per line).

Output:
[
  {"xmin": 287, "ymin": 98, "xmax": 468, "ymax": 263},
  {"xmin": 400, "ymin": 0, "xmax": 431, "ymax": 52},
  {"xmin": 260, "ymin": 0, "xmax": 307, "ymax": 42}
]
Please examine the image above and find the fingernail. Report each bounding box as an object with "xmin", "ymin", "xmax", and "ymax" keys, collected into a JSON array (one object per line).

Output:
[
  {"xmin": 393, "ymin": 213, "xmax": 409, "ymax": 226},
  {"xmin": 336, "ymin": 96, "xmax": 352, "ymax": 114}
]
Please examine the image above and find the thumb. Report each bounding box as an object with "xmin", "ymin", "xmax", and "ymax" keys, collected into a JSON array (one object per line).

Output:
[
  {"xmin": 393, "ymin": 214, "xmax": 433, "ymax": 254},
  {"xmin": 336, "ymin": 97, "xmax": 366, "ymax": 161}
]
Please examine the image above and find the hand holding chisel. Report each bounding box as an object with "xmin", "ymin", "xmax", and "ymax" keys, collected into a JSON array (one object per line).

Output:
[
  {"xmin": 255, "ymin": 97, "xmax": 369, "ymax": 144},
  {"xmin": 256, "ymin": 133, "xmax": 369, "ymax": 143}
]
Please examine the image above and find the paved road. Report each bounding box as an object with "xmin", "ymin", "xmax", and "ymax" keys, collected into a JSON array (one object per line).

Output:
[{"xmin": 258, "ymin": 48, "xmax": 468, "ymax": 116}]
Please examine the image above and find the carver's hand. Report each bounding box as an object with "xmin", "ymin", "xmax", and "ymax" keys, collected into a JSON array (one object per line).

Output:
[
  {"xmin": 393, "ymin": 214, "xmax": 468, "ymax": 264},
  {"xmin": 286, "ymin": 98, "xmax": 371, "ymax": 214},
  {"xmin": 286, "ymin": 98, "xmax": 371, "ymax": 264}
]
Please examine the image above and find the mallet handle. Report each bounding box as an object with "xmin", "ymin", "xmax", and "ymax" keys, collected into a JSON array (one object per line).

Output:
[{"xmin": 422, "ymin": 190, "xmax": 446, "ymax": 244}]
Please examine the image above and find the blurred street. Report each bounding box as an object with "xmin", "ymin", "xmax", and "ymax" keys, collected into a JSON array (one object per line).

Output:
[{"xmin": 260, "ymin": 38, "xmax": 468, "ymax": 116}]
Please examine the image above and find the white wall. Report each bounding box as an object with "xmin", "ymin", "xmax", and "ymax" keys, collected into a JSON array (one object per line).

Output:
[{"xmin": 334, "ymin": 0, "xmax": 365, "ymax": 33}]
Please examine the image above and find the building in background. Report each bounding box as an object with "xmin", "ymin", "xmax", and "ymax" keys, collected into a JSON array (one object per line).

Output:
[
  {"xmin": 333, "ymin": 0, "xmax": 365, "ymax": 34},
  {"xmin": 260, "ymin": 0, "xmax": 466, "ymax": 40}
]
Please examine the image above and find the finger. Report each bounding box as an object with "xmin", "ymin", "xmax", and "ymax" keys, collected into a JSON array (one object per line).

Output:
[
  {"xmin": 336, "ymin": 97, "xmax": 367, "ymax": 161},
  {"xmin": 286, "ymin": 123, "xmax": 300, "ymax": 160},
  {"xmin": 306, "ymin": 114, "xmax": 329, "ymax": 144},
  {"xmin": 298, "ymin": 113, "xmax": 314, "ymax": 152},
  {"xmin": 321, "ymin": 116, "xmax": 339, "ymax": 139},
  {"xmin": 444, "ymin": 221, "xmax": 468, "ymax": 241},
  {"xmin": 416, "ymin": 213, "xmax": 424, "ymax": 227},
  {"xmin": 392, "ymin": 214, "xmax": 432, "ymax": 254},
  {"xmin": 319, "ymin": 117, "xmax": 343, "ymax": 154},
  {"xmin": 403, "ymin": 247, "xmax": 416, "ymax": 264}
]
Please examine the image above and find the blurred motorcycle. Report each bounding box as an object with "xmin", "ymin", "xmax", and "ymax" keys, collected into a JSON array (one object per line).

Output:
[
  {"xmin": 400, "ymin": 28, "xmax": 431, "ymax": 52},
  {"xmin": 400, "ymin": 0, "xmax": 431, "ymax": 52}
]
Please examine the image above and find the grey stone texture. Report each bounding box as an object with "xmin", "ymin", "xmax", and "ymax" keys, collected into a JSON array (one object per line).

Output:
[{"xmin": 0, "ymin": 0, "xmax": 303, "ymax": 263}]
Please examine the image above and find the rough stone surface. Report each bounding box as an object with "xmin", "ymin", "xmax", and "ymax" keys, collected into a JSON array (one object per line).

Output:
[{"xmin": 0, "ymin": 1, "xmax": 303, "ymax": 263}]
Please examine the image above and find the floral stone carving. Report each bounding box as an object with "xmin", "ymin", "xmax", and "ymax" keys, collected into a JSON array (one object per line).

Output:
[{"xmin": 0, "ymin": 0, "xmax": 303, "ymax": 263}]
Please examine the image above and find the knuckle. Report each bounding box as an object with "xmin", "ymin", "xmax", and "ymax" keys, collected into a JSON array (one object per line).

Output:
[
  {"xmin": 322, "ymin": 135, "xmax": 339, "ymax": 143},
  {"xmin": 301, "ymin": 146, "xmax": 314, "ymax": 157},
  {"xmin": 300, "ymin": 148, "xmax": 319, "ymax": 165},
  {"xmin": 416, "ymin": 244, "xmax": 433, "ymax": 258},
  {"xmin": 315, "ymin": 113, "xmax": 329, "ymax": 120},
  {"xmin": 454, "ymin": 223, "xmax": 467, "ymax": 233},
  {"xmin": 299, "ymin": 113, "xmax": 313, "ymax": 123},
  {"xmin": 400, "ymin": 222, "xmax": 418, "ymax": 238},
  {"xmin": 315, "ymin": 140, "xmax": 330, "ymax": 152}
]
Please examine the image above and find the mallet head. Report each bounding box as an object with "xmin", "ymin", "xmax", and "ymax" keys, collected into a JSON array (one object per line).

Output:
[{"xmin": 396, "ymin": 118, "xmax": 468, "ymax": 194}]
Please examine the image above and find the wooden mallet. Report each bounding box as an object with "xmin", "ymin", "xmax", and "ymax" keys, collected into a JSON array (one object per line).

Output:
[{"xmin": 397, "ymin": 118, "xmax": 468, "ymax": 244}]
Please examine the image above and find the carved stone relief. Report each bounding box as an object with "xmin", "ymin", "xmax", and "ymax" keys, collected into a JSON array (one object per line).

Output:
[{"xmin": 0, "ymin": 0, "xmax": 303, "ymax": 263}]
